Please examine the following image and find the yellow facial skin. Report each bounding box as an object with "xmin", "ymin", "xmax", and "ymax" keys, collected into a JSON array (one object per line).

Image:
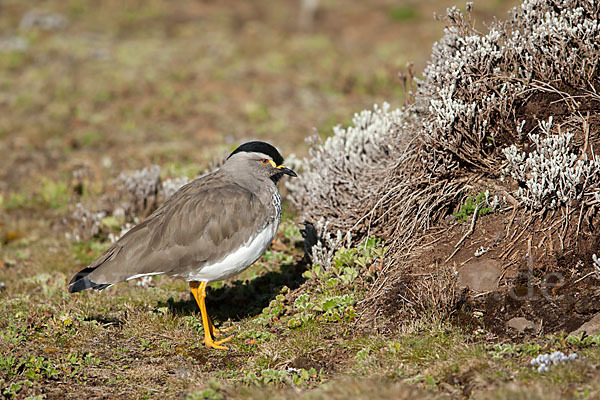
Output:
[{"xmin": 267, "ymin": 159, "xmax": 291, "ymax": 170}]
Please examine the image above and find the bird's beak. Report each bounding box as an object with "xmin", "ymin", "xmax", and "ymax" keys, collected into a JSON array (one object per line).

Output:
[{"xmin": 277, "ymin": 164, "xmax": 297, "ymax": 177}]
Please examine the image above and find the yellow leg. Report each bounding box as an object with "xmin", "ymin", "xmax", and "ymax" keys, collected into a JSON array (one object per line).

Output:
[{"xmin": 189, "ymin": 281, "xmax": 233, "ymax": 350}]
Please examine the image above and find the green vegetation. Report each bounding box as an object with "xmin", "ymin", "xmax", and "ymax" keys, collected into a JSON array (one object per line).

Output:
[
  {"xmin": 2, "ymin": 224, "xmax": 598, "ymax": 397},
  {"xmin": 39, "ymin": 178, "xmax": 70, "ymax": 209},
  {"xmin": 1, "ymin": 177, "xmax": 70, "ymax": 211},
  {"xmin": 453, "ymin": 191, "xmax": 494, "ymax": 222}
]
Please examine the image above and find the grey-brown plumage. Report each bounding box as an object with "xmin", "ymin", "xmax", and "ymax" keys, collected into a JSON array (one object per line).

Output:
[{"xmin": 69, "ymin": 141, "xmax": 296, "ymax": 293}]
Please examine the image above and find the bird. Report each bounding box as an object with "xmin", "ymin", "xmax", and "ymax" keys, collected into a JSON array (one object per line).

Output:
[{"xmin": 68, "ymin": 141, "xmax": 297, "ymax": 350}]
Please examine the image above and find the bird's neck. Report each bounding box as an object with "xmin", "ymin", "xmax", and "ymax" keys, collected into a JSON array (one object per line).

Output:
[{"xmin": 230, "ymin": 174, "xmax": 279, "ymax": 205}]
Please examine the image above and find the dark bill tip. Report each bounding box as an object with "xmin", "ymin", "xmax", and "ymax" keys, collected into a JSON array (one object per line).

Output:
[{"xmin": 281, "ymin": 167, "xmax": 297, "ymax": 177}]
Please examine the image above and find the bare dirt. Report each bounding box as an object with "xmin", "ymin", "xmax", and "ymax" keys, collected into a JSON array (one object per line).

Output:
[{"xmin": 367, "ymin": 210, "xmax": 600, "ymax": 340}]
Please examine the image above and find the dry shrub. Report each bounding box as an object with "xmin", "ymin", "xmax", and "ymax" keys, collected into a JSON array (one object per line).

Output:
[
  {"xmin": 64, "ymin": 144, "xmax": 237, "ymax": 242},
  {"xmin": 388, "ymin": 263, "xmax": 462, "ymax": 328},
  {"xmin": 65, "ymin": 203, "xmax": 107, "ymax": 242},
  {"xmin": 287, "ymin": 0, "xmax": 600, "ymax": 329},
  {"xmin": 288, "ymin": 0, "xmax": 600, "ymax": 253},
  {"xmin": 418, "ymin": 0, "xmax": 600, "ymax": 175},
  {"xmin": 286, "ymin": 103, "xmax": 417, "ymax": 234},
  {"xmin": 65, "ymin": 149, "xmax": 233, "ymax": 242},
  {"xmin": 67, "ymin": 165, "xmax": 178, "ymax": 242},
  {"xmin": 115, "ymin": 165, "xmax": 162, "ymax": 219}
]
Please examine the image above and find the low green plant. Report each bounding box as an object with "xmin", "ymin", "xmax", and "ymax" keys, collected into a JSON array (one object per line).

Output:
[
  {"xmin": 0, "ymin": 355, "xmax": 20, "ymax": 380},
  {"xmin": 101, "ymin": 215, "xmax": 126, "ymax": 230},
  {"xmin": 140, "ymin": 338, "xmax": 152, "ymax": 350},
  {"xmin": 453, "ymin": 191, "xmax": 494, "ymax": 222},
  {"xmin": 186, "ymin": 387, "xmax": 224, "ymax": 400},
  {"xmin": 566, "ymin": 332, "xmax": 600, "ymax": 347},
  {"xmin": 354, "ymin": 347, "xmax": 371, "ymax": 362},
  {"xmin": 3, "ymin": 192, "xmax": 30, "ymax": 210},
  {"xmin": 388, "ymin": 6, "xmax": 418, "ymax": 21},
  {"xmin": 256, "ymin": 293, "xmax": 287, "ymax": 326},
  {"xmin": 163, "ymin": 161, "xmax": 203, "ymax": 180},
  {"xmin": 1, "ymin": 322, "xmax": 28, "ymax": 346},
  {"xmin": 489, "ymin": 332, "xmax": 600, "ymax": 363},
  {"xmin": 60, "ymin": 352, "xmax": 100, "ymax": 379},
  {"xmin": 39, "ymin": 177, "xmax": 69, "ymax": 209},
  {"xmin": 1, "ymin": 379, "xmax": 31, "ymax": 399},
  {"xmin": 24, "ymin": 356, "xmax": 59, "ymax": 380},
  {"xmin": 290, "ymin": 292, "xmax": 356, "ymax": 326},
  {"xmin": 490, "ymin": 342, "xmax": 542, "ymax": 360},
  {"xmin": 238, "ymin": 329, "xmax": 275, "ymax": 345},
  {"xmin": 185, "ymin": 381, "xmax": 224, "ymax": 400},
  {"xmin": 261, "ymin": 250, "xmax": 293, "ymax": 265},
  {"xmin": 280, "ymin": 222, "xmax": 303, "ymax": 247},
  {"xmin": 257, "ymin": 237, "xmax": 385, "ymax": 329},
  {"xmin": 0, "ymin": 51, "xmax": 26, "ymax": 70},
  {"xmin": 304, "ymin": 237, "xmax": 385, "ymax": 283}
]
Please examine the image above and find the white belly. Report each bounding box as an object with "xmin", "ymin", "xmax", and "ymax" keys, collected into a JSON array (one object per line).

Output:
[{"xmin": 188, "ymin": 222, "xmax": 278, "ymax": 282}]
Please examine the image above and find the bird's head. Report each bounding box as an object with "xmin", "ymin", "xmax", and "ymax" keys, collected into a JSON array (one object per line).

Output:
[{"xmin": 224, "ymin": 141, "xmax": 297, "ymax": 184}]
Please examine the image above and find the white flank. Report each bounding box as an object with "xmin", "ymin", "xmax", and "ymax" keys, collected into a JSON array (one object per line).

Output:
[
  {"xmin": 186, "ymin": 222, "xmax": 278, "ymax": 282},
  {"xmin": 126, "ymin": 271, "xmax": 164, "ymax": 281}
]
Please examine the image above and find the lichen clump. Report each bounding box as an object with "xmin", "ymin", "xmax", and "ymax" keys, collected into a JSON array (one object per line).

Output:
[{"xmin": 503, "ymin": 117, "xmax": 600, "ymax": 210}]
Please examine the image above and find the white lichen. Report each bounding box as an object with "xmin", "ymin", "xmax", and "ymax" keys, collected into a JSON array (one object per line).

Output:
[
  {"xmin": 66, "ymin": 203, "xmax": 106, "ymax": 242},
  {"xmin": 286, "ymin": 103, "xmax": 415, "ymax": 232},
  {"xmin": 0, "ymin": 36, "xmax": 28, "ymax": 53},
  {"xmin": 116, "ymin": 165, "xmax": 161, "ymax": 217},
  {"xmin": 417, "ymin": 0, "xmax": 600, "ymax": 169},
  {"xmin": 287, "ymin": 0, "xmax": 600, "ymax": 241},
  {"xmin": 502, "ymin": 117, "xmax": 600, "ymax": 210},
  {"xmin": 531, "ymin": 351, "xmax": 578, "ymax": 373},
  {"xmin": 308, "ymin": 218, "xmax": 352, "ymax": 271},
  {"xmin": 592, "ymin": 254, "xmax": 600, "ymax": 279},
  {"xmin": 19, "ymin": 10, "xmax": 69, "ymax": 31}
]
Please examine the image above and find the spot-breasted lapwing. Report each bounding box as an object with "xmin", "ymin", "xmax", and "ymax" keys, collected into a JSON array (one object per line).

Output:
[{"xmin": 68, "ymin": 141, "xmax": 297, "ymax": 349}]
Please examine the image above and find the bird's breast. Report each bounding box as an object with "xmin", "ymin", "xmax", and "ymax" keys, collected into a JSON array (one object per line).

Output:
[{"xmin": 271, "ymin": 191, "xmax": 282, "ymax": 222}]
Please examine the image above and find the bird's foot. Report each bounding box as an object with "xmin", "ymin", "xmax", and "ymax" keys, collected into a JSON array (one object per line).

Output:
[
  {"xmin": 207, "ymin": 316, "xmax": 234, "ymax": 338},
  {"xmin": 204, "ymin": 334, "xmax": 233, "ymax": 350},
  {"xmin": 211, "ymin": 325, "xmax": 235, "ymax": 338}
]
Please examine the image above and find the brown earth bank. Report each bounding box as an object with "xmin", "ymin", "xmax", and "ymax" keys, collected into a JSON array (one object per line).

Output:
[{"xmin": 354, "ymin": 73, "xmax": 600, "ymax": 342}]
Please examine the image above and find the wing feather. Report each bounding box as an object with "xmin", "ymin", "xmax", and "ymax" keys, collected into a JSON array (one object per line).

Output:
[{"xmin": 73, "ymin": 172, "xmax": 269, "ymax": 287}]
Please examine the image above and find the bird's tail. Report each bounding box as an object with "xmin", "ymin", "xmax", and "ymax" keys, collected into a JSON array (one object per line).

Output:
[{"xmin": 68, "ymin": 267, "xmax": 111, "ymax": 293}]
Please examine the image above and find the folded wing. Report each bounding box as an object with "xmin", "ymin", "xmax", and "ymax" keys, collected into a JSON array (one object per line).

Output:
[{"xmin": 68, "ymin": 173, "xmax": 268, "ymax": 292}]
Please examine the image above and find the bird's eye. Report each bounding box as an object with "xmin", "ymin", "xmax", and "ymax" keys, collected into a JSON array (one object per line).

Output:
[{"xmin": 260, "ymin": 159, "xmax": 270, "ymax": 165}]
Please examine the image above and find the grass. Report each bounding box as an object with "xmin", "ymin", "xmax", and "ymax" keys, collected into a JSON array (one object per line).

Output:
[
  {"xmin": 1, "ymin": 223, "xmax": 599, "ymax": 398},
  {"xmin": 388, "ymin": 6, "xmax": 419, "ymax": 22},
  {"xmin": 4, "ymin": 0, "xmax": 596, "ymax": 398}
]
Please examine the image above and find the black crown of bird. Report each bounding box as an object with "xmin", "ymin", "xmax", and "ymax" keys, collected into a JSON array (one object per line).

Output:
[{"xmin": 68, "ymin": 141, "xmax": 297, "ymax": 350}]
